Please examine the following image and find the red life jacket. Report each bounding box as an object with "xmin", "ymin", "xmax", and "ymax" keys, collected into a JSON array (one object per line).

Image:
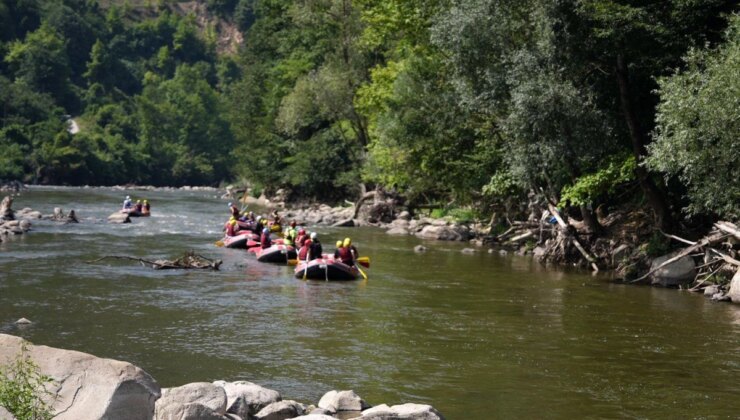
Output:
[
  {"xmin": 226, "ymin": 223, "xmax": 236, "ymax": 236},
  {"xmin": 337, "ymin": 246, "xmax": 352, "ymax": 264},
  {"xmin": 298, "ymin": 239, "xmax": 312, "ymax": 260},
  {"xmin": 260, "ymin": 233, "xmax": 272, "ymax": 248}
]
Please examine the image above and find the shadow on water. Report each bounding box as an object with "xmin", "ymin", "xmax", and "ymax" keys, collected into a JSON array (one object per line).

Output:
[{"xmin": 1, "ymin": 187, "xmax": 739, "ymax": 418}]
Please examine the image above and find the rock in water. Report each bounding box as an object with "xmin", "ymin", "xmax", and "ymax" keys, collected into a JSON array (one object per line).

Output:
[
  {"xmin": 649, "ymin": 252, "xmax": 697, "ymax": 287},
  {"xmin": 108, "ymin": 212, "xmax": 131, "ymax": 224},
  {"xmin": 14, "ymin": 318, "xmax": 32, "ymax": 324},
  {"xmin": 1, "ymin": 196, "xmax": 14, "ymax": 221},
  {"xmin": 0, "ymin": 334, "xmax": 160, "ymax": 420},
  {"xmin": 728, "ymin": 269, "xmax": 740, "ymax": 304},
  {"xmin": 254, "ymin": 400, "xmax": 306, "ymax": 420}
]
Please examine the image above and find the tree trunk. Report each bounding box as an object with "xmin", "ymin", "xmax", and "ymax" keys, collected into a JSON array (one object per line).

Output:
[
  {"xmin": 615, "ymin": 54, "xmax": 672, "ymax": 230},
  {"xmin": 579, "ymin": 204, "xmax": 601, "ymax": 235}
]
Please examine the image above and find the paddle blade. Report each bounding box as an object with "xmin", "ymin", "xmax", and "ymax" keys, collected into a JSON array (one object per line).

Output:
[
  {"xmin": 287, "ymin": 259, "xmax": 298, "ymax": 266},
  {"xmin": 215, "ymin": 240, "xmax": 224, "ymax": 247},
  {"xmin": 357, "ymin": 256, "xmax": 370, "ymax": 268}
]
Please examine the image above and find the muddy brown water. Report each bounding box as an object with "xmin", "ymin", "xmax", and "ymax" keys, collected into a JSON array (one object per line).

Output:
[{"xmin": 1, "ymin": 187, "xmax": 739, "ymax": 418}]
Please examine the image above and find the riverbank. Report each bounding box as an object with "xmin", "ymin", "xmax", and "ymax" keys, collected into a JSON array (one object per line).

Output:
[{"xmin": 0, "ymin": 334, "xmax": 445, "ymax": 419}]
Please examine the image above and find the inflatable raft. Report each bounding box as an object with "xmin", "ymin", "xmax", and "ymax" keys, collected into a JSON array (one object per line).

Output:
[
  {"xmin": 294, "ymin": 257, "xmax": 360, "ymax": 281},
  {"xmin": 223, "ymin": 232, "xmax": 259, "ymax": 249},
  {"xmin": 255, "ymin": 244, "xmax": 297, "ymax": 263}
]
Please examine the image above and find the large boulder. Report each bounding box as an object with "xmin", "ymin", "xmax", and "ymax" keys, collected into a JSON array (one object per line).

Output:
[
  {"xmin": 154, "ymin": 382, "xmax": 227, "ymax": 420},
  {"xmin": 0, "ymin": 334, "xmax": 160, "ymax": 420},
  {"xmin": 317, "ymin": 390, "xmax": 370, "ymax": 412},
  {"xmin": 649, "ymin": 252, "xmax": 697, "ymax": 287},
  {"xmin": 728, "ymin": 269, "xmax": 740, "ymax": 304},
  {"xmin": 386, "ymin": 227, "xmax": 410, "ymax": 236},
  {"xmin": 213, "ymin": 380, "xmax": 281, "ymax": 419},
  {"xmin": 254, "ymin": 400, "xmax": 306, "ymax": 420},
  {"xmin": 416, "ymin": 225, "xmax": 470, "ymax": 241},
  {"xmin": 360, "ymin": 403, "xmax": 445, "ymax": 420},
  {"xmin": 108, "ymin": 212, "xmax": 131, "ymax": 224}
]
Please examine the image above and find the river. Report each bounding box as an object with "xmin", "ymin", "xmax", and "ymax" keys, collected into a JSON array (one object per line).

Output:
[{"xmin": 1, "ymin": 187, "xmax": 739, "ymax": 418}]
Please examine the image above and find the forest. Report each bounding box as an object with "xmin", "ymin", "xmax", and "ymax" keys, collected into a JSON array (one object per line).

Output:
[{"xmin": 0, "ymin": 0, "xmax": 738, "ymax": 225}]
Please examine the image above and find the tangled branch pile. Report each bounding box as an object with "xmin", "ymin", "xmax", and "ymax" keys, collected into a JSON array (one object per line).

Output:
[{"xmin": 87, "ymin": 252, "xmax": 222, "ymax": 270}]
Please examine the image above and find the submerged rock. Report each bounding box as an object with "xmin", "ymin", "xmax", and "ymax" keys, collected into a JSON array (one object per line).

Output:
[
  {"xmin": 414, "ymin": 245, "xmax": 427, "ymax": 253},
  {"xmin": 14, "ymin": 318, "xmax": 32, "ymax": 324}
]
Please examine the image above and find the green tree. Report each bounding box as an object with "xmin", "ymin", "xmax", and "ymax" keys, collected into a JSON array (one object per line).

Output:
[{"xmin": 647, "ymin": 15, "xmax": 740, "ymax": 220}]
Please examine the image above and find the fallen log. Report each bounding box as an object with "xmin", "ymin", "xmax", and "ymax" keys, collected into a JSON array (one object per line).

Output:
[
  {"xmin": 715, "ymin": 221, "xmax": 740, "ymax": 241},
  {"xmin": 87, "ymin": 251, "xmax": 222, "ymax": 270}
]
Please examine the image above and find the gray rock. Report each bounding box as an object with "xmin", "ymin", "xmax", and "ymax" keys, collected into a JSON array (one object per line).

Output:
[
  {"xmin": 727, "ymin": 269, "xmax": 740, "ymax": 303},
  {"xmin": 14, "ymin": 318, "xmax": 32, "ymax": 324},
  {"xmin": 703, "ymin": 285, "xmax": 720, "ymax": 296},
  {"xmin": 532, "ymin": 246, "xmax": 546, "ymax": 258},
  {"xmin": 649, "ymin": 253, "xmax": 697, "ymax": 287},
  {"xmin": 108, "ymin": 212, "xmax": 131, "ymax": 224},
  {"xmin": 460, "ymin": 248, "xmax": 475, "ymax": 254},
  {"xmin": 308, "ymin": 407, "xmax": 334, "ymax": 416},
  {"xmin": 416, "ymin": 225, "xmax": 470, "ymax": 241},
  {"xmin": 360, "ymin": 403, "xmax": 445, "ymax": 420},
  {"xmin": 0, "ymin": 405, "xmax": 16, "ymax": 420},
  {"xmin": 18, "ymin": 220, "xmax": 30, "ymax": 231},
  {"xmin": 0, "ymin": 334, "xmax": 160, "ymax": 420},
  {"xmin": 711, "ymin": 292, "xmax": 730, "ymax": 302},
  {"xmin": 317, "ymin": 390, "xmax": 370, "ymax": 412},
  {"xmin": 389, "ymin": 219, "xmax": 410, "ymax": 229},
  {"xmin": 254, "ymin": 400, "xmax": 306, "ymax": 420},
  {"xmin": 386, "ymin": 227, "xmax": 410, "ymax": 236},
  {"xmin": 292, "ymin": 415, "xmax": 336, "ymax": 420},
  {"xmin": 332, "ymin": 218, "xmax": 355, "ymax": 227},
  {"xmin": 154, "ymin": 382, "xmax": 227, "ymax": 420},
  {"xmin": 397, "ymin": 211, "xmax": 411, "ymax": 220},
  {"xmin": 213, "ymin": 380, "xmax": 281, "ymax": 418},
  {"xmin": 413, "ymin": 245, "xmax": 427, "ymax": 253}
]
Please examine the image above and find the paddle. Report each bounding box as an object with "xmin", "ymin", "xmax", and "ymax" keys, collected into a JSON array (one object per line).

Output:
[
  {"xmin": 302, "ymin": 250, "xmax": 310, "ymax": 281},
  {"xmin": 356, "ymin": 263, "xmax": 368, "ymax": 281},
  {"xmin": 215, "ymin": 239, "xmax": 224, "ymax": 247}
]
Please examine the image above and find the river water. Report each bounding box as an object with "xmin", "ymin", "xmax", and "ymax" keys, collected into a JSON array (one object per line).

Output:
[{"xmin": 1, "ymin": 187, "xmax": 739, "ymax": 418}]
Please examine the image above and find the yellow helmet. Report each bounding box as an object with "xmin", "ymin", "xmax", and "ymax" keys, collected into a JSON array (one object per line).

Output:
[
  {"xmin": 144, "ymin": 200, "xmax": 148, "ymax": 204},
  {"xmin": 136, "ymin": 199, "xmax": 141, "ymax": 203},
  {"xmin": 343, "ymin": 237, "xmax": 351, "ymax": 247},
  {"xmin": 336, "ymin": 240, "xmax": 343, "ymax": 248}
]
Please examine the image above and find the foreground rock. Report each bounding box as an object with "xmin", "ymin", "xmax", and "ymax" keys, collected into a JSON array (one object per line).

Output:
[
  {"xmin": 0, "ymin": 334, "xmax": 161, "ymax": 420},
  {"xmin": 318, "ymin": 390, "xmax": 370, "ymax": 413},
  {"xmin": 155, "ymin": 382, "xmax": 227, "ymax": 420},
  {"xmin": 254, "ymin": 400, "xmax": 306, "ymax": 420},
  {"xmin": 213, "ymin": 380, "xmax": 281, "ymax": 418},
  {"xmin": 361, "ymin": 403, "xmax": 445, "ymax": 419}
]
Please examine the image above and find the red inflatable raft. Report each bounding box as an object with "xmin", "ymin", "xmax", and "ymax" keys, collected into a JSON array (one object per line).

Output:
[
  {"xmin": 223, "ymin": 232, "xmax": 259, "ymax": 249},
  {"xmin": 255, "ymin": 244, "xmax": 297, "ymax": 263}
]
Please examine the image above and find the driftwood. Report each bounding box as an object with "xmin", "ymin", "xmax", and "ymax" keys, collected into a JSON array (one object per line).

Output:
[
  {"xmin": 547, "ymin": 204, "xmax": 599, "ymax": 272},
  {"xmin": 87, "ymin": 251, "xmax": 222, "ymax": 270}
]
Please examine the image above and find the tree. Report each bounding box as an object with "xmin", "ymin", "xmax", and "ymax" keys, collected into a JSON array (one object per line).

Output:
[{"xmin": 647, "ymin": 15, "xmax": 740, "ymax": 220}]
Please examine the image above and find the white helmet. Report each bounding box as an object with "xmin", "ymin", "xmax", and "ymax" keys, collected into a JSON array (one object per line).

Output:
[{"xmin": 310, "ymin": 232, "xmax": 317, "ymax": 240}]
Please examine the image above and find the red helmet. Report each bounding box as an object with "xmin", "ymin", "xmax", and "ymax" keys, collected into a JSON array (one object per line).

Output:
[
  {"xmin": 298, "ymin": 228, "xmax": 306, "ymax": 235},
  {"xmin": 290, "ymin": 220, "xmax": 297, "ymax": 228}
]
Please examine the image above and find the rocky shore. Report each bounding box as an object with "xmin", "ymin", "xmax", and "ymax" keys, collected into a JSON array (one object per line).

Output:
[{"xmin": 0, "ymin": 334, "xmax": 445, "ymax": 420}]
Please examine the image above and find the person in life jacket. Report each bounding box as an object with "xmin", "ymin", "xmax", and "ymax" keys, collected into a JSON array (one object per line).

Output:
[
  {"xmin": 143, "ymin": 200, "xmax": 151, "ymax": 214},
  {"xmin": 283, "ymin": 221, "xmax": 297, "ymax": 245},
  {"xmin": 298, "ymin": 233, "xmax": 312, "ymax": 261},
  {"xmin": 134, "ymin": 200, "xmax": 143, "ymax": 213},
  {"xmin": 308, "ymin": 232, "xmax": 322, "ymax": 261},
  {"xmin": 283, "ymin": 228, "xmax": 294, "ymax": 246},
  {"xmin": 122, "ymin": 195, "xmax": 133, "ymax": 211},
  {"xmin": 226, "ymin": 217, "xmax": 238, "ymax": 236},
  {"xmin": 260, "ymin": 227, "xmax": 272, "ymax": 249},
  {"xmin": 228, "ymin": 202, "xmax": 240, "ymax": 218},
  {"xmin": 338, "ymin": 237, "xmax": 358, "ymax": 266},
  {"xmin": 334, "ymin": 240, "xmax": 343, "ymax": 259},
  {"xmin": 295, "ymin": 228, "xmax": 308, "ymax": 248}
]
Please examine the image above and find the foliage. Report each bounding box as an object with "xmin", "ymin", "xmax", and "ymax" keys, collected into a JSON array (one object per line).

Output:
[
  {"xmin": 560, "ymin": 155, "xmax": 636, "ymax": 207},
  {"xmin": 648, "ymin": 15, "xmax": 740, "ymax": 220},
  {"xmin": 0, "ymin": 342, "xmax": 54, "ymax": 420}
]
